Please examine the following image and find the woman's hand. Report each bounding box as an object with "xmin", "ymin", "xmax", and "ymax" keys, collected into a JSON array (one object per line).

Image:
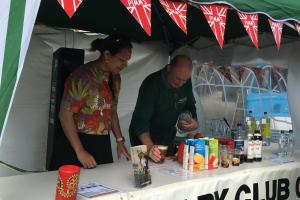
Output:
[
  {"xmin": 76, "ymin": 149, "xmax": 97, "ymax": 169},
  {"xmin": 117, "ymin": 142, "xmax": 131, "ymax": 160}
]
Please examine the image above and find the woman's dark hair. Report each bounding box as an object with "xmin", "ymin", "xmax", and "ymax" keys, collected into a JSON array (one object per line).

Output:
[{"xmin": 91, "ymin": 34, "xmax": 133, "ymax": 56}]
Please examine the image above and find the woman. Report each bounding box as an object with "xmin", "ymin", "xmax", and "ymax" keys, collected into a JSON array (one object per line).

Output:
[{"xmin": 50, "ymin": 35, "xmax": 132, "ymax": 170}]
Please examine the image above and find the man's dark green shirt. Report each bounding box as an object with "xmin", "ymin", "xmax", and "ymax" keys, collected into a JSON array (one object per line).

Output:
[{"xmin": 129, "ymin": 67, "xmax": 197, "ymax": 146}]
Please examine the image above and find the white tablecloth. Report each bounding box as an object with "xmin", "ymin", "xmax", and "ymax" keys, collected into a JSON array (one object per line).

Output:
[{"xmin": 0, "ymin": 146, "xmax": 299, "ymax": 200}]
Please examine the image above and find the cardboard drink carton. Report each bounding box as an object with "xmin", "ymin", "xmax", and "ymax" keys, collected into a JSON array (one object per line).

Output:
[
  {"xmin": 208, "ymin": 139, "xmax": 219, "ymax": 170},
  {"xmin": 193, "ymin": 139, "xmax": 206, "ymax": 172}
]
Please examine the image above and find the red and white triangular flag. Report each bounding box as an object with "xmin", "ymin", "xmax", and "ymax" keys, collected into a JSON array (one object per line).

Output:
[
  {"xmin": 159, "ymin": 0, "xmax": 187, "ymax": 34},
  {"xmin": 295, "ymin": 22, "xmax": 300, "ymax": 36},
  {"xmin": 200, "ymin": 4, "xmax": 228, "ymax": 48},
  {"xmin": 57, "ymin": 0, "xmax": 83, "ymax": 18},
  {"xmin": 237, "ymin": 13, "xmax": 258, "ymax": 48},
  {"xmin": 120, "ymin": 0, "xmax": 151, "ymax": 36},
  {"xmin": 268, "ymin": 19, "xmax": 283, "ymax": 50}
]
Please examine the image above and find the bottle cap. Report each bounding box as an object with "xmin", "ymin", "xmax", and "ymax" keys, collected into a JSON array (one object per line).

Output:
[{"xmin": 254, "ymin": 130, "xmax": 260, "ymax": 134}]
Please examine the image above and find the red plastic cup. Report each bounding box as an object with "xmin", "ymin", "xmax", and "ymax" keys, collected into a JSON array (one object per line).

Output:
[{"xmin": 55, "ymin": 165, "xmax": 80, "ymax": 200}]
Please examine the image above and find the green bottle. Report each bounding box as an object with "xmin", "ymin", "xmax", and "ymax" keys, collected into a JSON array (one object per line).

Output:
[{"xmin": 261, "ymin": 112, "xmax": 271, "ymax": 146}]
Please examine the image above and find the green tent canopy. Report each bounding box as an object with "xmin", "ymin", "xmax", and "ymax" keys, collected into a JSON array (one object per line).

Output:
[{"xmin": 36, "ymin": 0, "xmax": 300, "ymax": 48}]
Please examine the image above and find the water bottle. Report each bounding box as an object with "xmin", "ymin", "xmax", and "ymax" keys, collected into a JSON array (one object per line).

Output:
[
  {"xmin": 261, "ymin": 112, "xmax": 271, "ymax": 146},
  {"xmin": 245, "ymin": 110, "xmax": 256, "ymax": 134},
  {"xmin": 256, "ymin": 120, "xmax": 260, "ymax": 131},
  {"xmin": 234, "ymin": 123, "xmax": 245, "ymax": 163},
  {"xmin": 278, "ymin": 130, "xmax": 286, "ymax": 157}
]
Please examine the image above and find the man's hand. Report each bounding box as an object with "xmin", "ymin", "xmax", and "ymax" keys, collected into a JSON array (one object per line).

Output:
[
  {"xmin": 76, "ymin": 149, "xmax": 97, "ymax": 169},
  {"xmin": 149, "ymin": 145, "xmax": 162, "ymax": 163},
  {"xmin": 117, "ymin": 142, "xmax": 131, "ymax": 160},
  {"xmin": 179, "ymin": 118, "xmax": 198, "ymax": 131}
]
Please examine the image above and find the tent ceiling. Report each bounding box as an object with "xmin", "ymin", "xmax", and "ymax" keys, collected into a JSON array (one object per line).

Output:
[{"xmin": 36, "ymin": 0, "xmax": 299, "ymax": 49}]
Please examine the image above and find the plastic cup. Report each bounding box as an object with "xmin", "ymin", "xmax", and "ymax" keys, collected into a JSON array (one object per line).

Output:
[
  {"xmin": 55, "ymin": 165, "xmax": 80, "ymax": 200},
  {"xmin": 232, "ymin": 150, "xmax": 241, "ymax": 166},
  {"xmin": 157, "ymin": 145, "xmax": 168, "ymax": 163},
  {"xmin": 220, "ymin": 145, "xmax": 230, "ymax": 168}
]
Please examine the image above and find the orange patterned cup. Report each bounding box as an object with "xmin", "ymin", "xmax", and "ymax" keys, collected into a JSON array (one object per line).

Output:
[{"xmin": 56, "ymin": 165, "xmax": 80, "ymax": 200}]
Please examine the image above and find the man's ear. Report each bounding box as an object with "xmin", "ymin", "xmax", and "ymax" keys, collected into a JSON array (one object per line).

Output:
[
  {"xmin": 103, "ymin": 50, "xmax": 111, "ymax": 60},
  {"xmin": 166, "ymin": 64, "xmax": 171, "ymax": 72}
]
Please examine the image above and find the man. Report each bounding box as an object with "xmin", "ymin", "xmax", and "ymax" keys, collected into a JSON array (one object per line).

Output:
[{"xmin": 129, "ymin": 55, "xmax": 198, "ymax": 162}]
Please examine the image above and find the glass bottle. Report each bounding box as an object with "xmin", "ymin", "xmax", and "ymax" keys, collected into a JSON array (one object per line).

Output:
[
  {"xmin": 253, "ymin": 130, "xmax": 262, "ymax": 161},
  {"xmin": 245, "ymin": 133, "xmax": 254, "ymax": 162}
]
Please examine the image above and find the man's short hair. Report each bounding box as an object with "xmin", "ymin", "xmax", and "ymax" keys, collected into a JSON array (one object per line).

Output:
[{"xmin": 170, "ymin": 55, "xmax": 192, "ymax": 67}]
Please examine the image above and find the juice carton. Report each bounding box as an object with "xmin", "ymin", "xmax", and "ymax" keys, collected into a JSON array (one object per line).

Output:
[
  {"xmin": 182, "ymin": 139, "xmax": 190, "ymax": 170},
  {"xmin": 203, "ymin": 138, "xmax": 209, "ymax": 170},
  {"xmin": 193, "ymin": 139, "xmax": 206, "ymax": 172},
  {"xmin": 208, "ymin": 138, "xmax": 219, "ymax": 170},
  {"xmin": 188, "ymin": 139, "xmax": 195, "ymax": 172}
]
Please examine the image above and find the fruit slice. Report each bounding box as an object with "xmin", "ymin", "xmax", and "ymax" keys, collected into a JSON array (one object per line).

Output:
[{"xmin": 194, "ymin": 153, "xmax": 205, "ymax": 165}]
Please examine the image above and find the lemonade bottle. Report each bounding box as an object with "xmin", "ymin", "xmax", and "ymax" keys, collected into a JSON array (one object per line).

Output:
[{"xmin": 261, "ymin": 112, "xmax": 271, "ymax": 146}]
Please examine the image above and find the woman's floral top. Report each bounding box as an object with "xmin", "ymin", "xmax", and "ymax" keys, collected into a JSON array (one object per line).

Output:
[{"xmin": 61, "ymin": 60, "xmax": 120, "ymax": 135}]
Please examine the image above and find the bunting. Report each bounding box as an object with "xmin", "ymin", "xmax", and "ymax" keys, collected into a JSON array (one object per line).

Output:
[
  {"xmin": 295, "ymin": 22, "xmax": 300, "ymax": 36},
  {"xmin": 200, "ymin": 5, "xmax": 228, "ymax": 48},
  {"xmin": 159, "ymin": 0, "xmax": 187, "ymax": 34},
  {"xmin": 235, "ymin": 67, "xmax": 245, "ymax": 82},
  {"xmin": 57, "ymin": 0, "xmax": 83, "ymax": 18},
  {"xmin": 120, "ymin": 0, "xmax": 151, "ymax": 36},
  {"xmin": 237, "ymin": 13, "xmax": 258, "ymax": 48},
  {"xmin": 268, "ymin": 19, "xmax": 283, "ymax": 50},
  {"xmin": 218, "ymin": 66, "xmax": 233, "ymax": 83}
]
